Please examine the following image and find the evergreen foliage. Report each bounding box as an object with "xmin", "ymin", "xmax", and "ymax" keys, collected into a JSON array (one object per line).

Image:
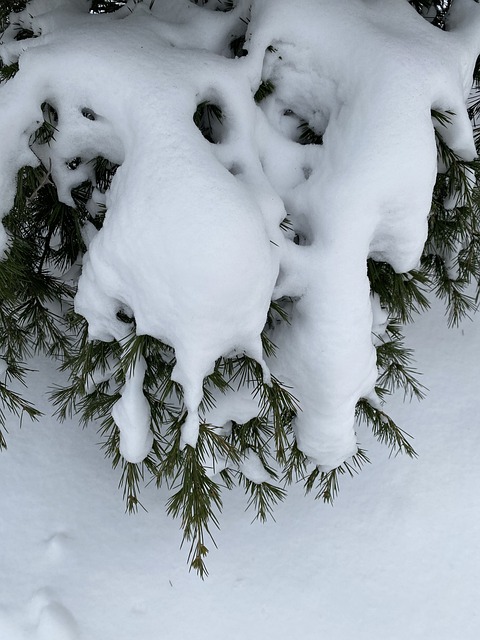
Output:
[
  {"xmin": 1, "ymin": 0, "xmax": 479, "ymax": 576},
  {"xmin": 409, "ymin": 0, "xmax": 455, "ymax": 28}
]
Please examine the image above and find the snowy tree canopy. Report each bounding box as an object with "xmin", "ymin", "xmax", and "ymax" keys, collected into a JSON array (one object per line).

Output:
[{"xmin": 1, "ymin": 0, "xmax": 480, "ymax": 575}]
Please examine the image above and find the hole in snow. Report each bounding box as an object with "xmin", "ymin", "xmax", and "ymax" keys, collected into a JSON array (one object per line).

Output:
[
  {"xmin": 90, "ymin": 156, "xmax": 120, "ymax": 193},
  {"xmin": 214, "ymin": 0, "xmax": 237, "ymax": 12},
  {"xmin": 290, "ymin": 213, "xmax": 313, "ymax": 246},
  {"xmin": 89, "ymin": 1, "xmax": 125, "ymax": 14},
  {"xmin": 293, "ymin": 232, "xmax": 312, "ymax": 246},
  {"xmin": 66, "ymin": 157, "xmax": 82, "ymax": 170},
  {"xmin": 228, "ymin": 8, "xmax": 250, "ymax": 58},
  {"xmin": 280, "ymin": 213, "xmax": 313, "ymax": 245},
  {"xmin": 69, "ymin": 155, "xmax": 120, "ymax": 223},
  {"xmin": 30, "ymin": 102, "xmax": 58, "ymax": 146},
  {"xmin": 116, "ymin": 307, "xmax": 134, "ymax": 324},
  {"xmin": 303, "ymin": 166, "xmax": 312, "ymax": 180},
  {"xmin": 229, "ymin": 34, "xmax": 248, "ymax": 58},
  {"xmin": 193, "ymin": 101, "xmax": 224, "ymax": 144},
  {"xmin": 282, "ymin": 109, "xmax": 325, "ymax": 146},
  {"xmin": 14, "ymin": 27, "xmax": 37, "ymax": 41},
  {"xmin": 296, "ymin": 120, "xmax": 323, "ymax": 146},
  {"xmin": 81, "ymin": 107, "xmax": 97, "ymax": 121},
  {"xmin": 42, "ymin": 102, "xmax": 58, "ymax": 125},
  {"xmin": 189, "ymin": 0, "xmax": 237, "ymax": 11},
  {"xmin": 228, "ymin": 163, "xmax": 242, "ymax": 176}
]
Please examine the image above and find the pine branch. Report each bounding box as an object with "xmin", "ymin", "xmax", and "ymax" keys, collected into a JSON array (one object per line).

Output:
[
  {"xmin": 0, "ymin": 360, "xmax": 42, "ymax": 449},
  {"xmin": 421, "ymin": 112, "xmax": 480, "ymax": 324},
  {"xmin": 0, "ymin": 61, "xmax": 19, "ymax": 83},
  {"xmin": 356, "ymin": 397, "xmax": 417, "ymax": 458},
  {"xmin": 375, "ymin": 322, "xmax": 427, "ymax": 400},
  {"xmin": 242, "ymin": 476, "xmax": 286, "ymax": 522},
  {"xmin": 163, "ymin": 427, "xmax": 224, "ymax": 578},
  {"xmin": 367, "ymin": 259, "xmax": 430, "ymax": 323},
  {"xmin": 304, "ymin": 448, "xmax": 371, "ymax": 504}
]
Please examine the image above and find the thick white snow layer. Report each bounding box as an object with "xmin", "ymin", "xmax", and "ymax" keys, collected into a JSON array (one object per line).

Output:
[{"xmin": 1, "ymin": 0, "xmax": 480, "ymax": 469}]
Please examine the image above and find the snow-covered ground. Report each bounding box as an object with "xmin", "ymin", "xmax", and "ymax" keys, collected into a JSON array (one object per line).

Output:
[{"xmin": 1, "ymin": 293, "xmax": 479, "ymax": 640}]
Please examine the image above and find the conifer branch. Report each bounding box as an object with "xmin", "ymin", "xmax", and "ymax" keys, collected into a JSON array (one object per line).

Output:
[
  {"xmin": 367, "ymin": 259, "xmax": 430, "ymax": 323},
  {"xmin": 242, "ymin": 476, "xmax": 286, "ymax": 522},
  {"xmin": 356, "ymin": 398, "xmax": 417, "ymax": 458},
  {"xmin": 304, "ymin": 448, "xmax": 371, "ymax": 504},
  {"xmin": 254, "ymin": 79, "xmax": 275, "ymax": 103},
  {"xmin": 375, "ymin": 322, "xmax": 427, "ymax": 400},
  {"xmin": 163, "ymin": 427, "xmax": 224, "ymax": 578}
]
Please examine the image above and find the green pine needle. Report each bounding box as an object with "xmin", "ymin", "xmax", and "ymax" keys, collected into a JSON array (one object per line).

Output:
[{"xmin": 254, "ymin": 79, "xmax": 275, "ymax": 103}]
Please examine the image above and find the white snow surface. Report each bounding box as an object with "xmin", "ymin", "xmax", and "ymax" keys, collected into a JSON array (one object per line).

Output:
[
  {"xmin": 1, "ymin": 294, "xmax": 480, "ymax": 639},
  {"xmin": 1, "ymin": 0, "xmax": 480, "ymax": 470}
]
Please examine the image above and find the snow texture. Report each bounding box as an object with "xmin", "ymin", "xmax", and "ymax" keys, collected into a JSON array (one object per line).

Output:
[{"xmin": 1, "ymin": 0, "xmax": 480, "ymax": 469}]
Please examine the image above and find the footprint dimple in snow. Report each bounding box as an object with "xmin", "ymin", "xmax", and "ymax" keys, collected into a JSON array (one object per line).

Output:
[
  {"xmin": 44, "ymin": 532, "xmax": 71, "ymax": 562},
  {"xmin": 131, "ymin": 600, "xmax": 147, "ymax": 615},
  {"xmin": 27, "ymin": 589, "xmax": 54, "ymax": 622},
  {"xmin": 0, "ymin": 590, "xmax": 80, "ymax": 640},
  {"xmin": 26, "ymin": 589, "xmax": 79, "ymax": 640},
  {"xmin": 36, "ymin": 601, "xmax": 79, "ymax": 640}
]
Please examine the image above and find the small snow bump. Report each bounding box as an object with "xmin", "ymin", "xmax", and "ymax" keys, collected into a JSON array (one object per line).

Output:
[{"xmin": 44, "ymin": 532, "xmax": 71, "ymax": 562}]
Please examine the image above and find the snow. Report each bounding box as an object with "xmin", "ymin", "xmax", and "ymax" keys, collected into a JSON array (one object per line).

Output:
[
  {"xmin": 238, "ymin": 447, "xmax": 272, "ymax": 484},
  {"xmin": 111, "ymin": 356, "xmax": 153, "ymax": 464},
  {"xmin": 1, "ymin": 0, "xmax": 480, "ymax": 469},
  {"xmin": 244, "ymin": 0, "xmax": 480, "ymax": 468},
  {"xmin": 1, "ymin": 3, "xmax": 480, "ymax": 629},
  {"xmin": 1, "ymin": 295, "xmax": 480, "ymax": 639}
]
